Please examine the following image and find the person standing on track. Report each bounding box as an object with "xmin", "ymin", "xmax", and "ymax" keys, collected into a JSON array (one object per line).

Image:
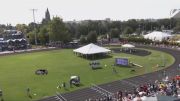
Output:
[{"xmin": 178, "ymin": 64, "xmax": 180, "ymax": 70}]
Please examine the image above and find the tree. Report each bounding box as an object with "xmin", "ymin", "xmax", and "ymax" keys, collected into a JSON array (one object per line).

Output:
[
  {"xmin": 16, "ymin": 24, "xmax": 28, "ymax": 34},
  {"xmin": 27, "ymin": 31, "xmax": 35, "ymax": 44},
  {"xmin": 38, "ymin": 26, "xmax": 49, "ymax": 44},
  {"xmin": 173, "ymin": 20, "xmax": 180, "ymax": 33},
  {"xmin": 77, "ymin": 24, "xmax": 89, "ymax": 36},
  {"xmin": 80, "ymin": 35, "xmax": 87, "ymax": 44},
  {"xmin": 110, "ymin": 28, "xmax": 120, "ymax": 38},
  {"xmin": 28, "ymin": 22, "xmax": 38, "ymax": 32},
  {"xmin": 173, "ymin": 26, "xmax": 180, "ymax": 33},
  {"xmin": 126, "ymin": 19, "xmax": 138, "ymax": 31},
  {"xmin": 65, "ymin": 22, "xmax": 77, "ymax": 38},
  {"xmin": 123, "ymin": 26, "xmax": 133, "ymax": 35},
  {"xmin": 87, "ymin": 31, "xmax": 97, "ymax": 43},
  {"xmin": 49, "ymin": 17, "xmax": 70, "ymax": 42}
]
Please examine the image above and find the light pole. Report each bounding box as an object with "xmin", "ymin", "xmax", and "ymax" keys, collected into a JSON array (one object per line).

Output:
[
  {"xmin": 139, "ymin": 24, "xmax": 141, "ymax": 35},
  {"xmin": 161, "ymin": 53, "xmax": 165, "ymax": 67},
  {"xmin": 150, "ymin": 19, "xmax": 153, "ymax": 31},
  {"xmin": 169, "ymin": 9, "xmax": 177, "ymax": 30},
  {"xmin": 170, "ymin": 9, "xmax": 173, "ymax": 30},
  {"xmin": 30, "ymin": 9, "xmax": 38, "ymax": 45}
]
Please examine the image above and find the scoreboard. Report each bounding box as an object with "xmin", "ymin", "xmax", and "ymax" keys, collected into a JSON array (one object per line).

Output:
[{"xmin": 115, "ymin": 58, "xmax": 129, "ymax": 66}]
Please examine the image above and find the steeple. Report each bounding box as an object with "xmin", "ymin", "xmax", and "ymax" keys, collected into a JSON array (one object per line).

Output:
[{"xmin": 45, "ymin": 8, "xmax": 51, "ymax": 21}]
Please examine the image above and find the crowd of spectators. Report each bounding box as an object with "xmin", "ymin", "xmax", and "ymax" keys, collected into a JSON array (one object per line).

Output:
[
  {"xmin": 87, "ymin": 75, "xmax": 180, "ymax": 101},
  {"xmin": 134, "ymin": 43, "xmax": 180, "ymax": 50},
  {"xmin": 85, "ymin": 42, "xmax": 180, "ymax": 101}
]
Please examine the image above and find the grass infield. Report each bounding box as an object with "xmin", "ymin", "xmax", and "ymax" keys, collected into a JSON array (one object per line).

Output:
[{"xmin": 0, "ymin": 48, "xmax": 174, "ymax": 101}]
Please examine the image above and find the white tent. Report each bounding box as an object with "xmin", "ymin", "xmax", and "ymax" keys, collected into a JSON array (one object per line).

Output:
[
  {"xmin": 175, "ymin": 40, "xmax": 180, "ymax": 43},
  {"xmin": 122, "ymin": 44, "xmax": 135, "ymax": 48},
  {"xmin": 144, "ymin": 31, "xmax": 172, "ymax": 41},
  {"xmin": 171, "ymin": 9, "xmax": 180, "ymax": 19},
  {"xmin": 73, "ymin": 43, "xmax": 110, "ymax": 55}
]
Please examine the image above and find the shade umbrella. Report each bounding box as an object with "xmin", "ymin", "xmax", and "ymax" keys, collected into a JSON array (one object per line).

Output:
[{"xmin": 121, "ymin": 44, "xmax": 135, "ymax": 48}]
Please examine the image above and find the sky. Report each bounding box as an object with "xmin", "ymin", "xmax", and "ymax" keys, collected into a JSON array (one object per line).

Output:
[{"xmin": 0, "ymin": 0, "xmax": 179, "ymax": 25}]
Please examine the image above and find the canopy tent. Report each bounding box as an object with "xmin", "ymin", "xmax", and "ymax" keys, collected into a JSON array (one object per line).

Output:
[
  {"xmin": 144, "ymin": 31, "xmax": 172, "ymax": 41},
  {"xmin": 171, "ymin": 9, "xmax": 180, "ymax": 19},
  {"xmin": 73, "ymin": 43, "xmax": 110, "ymax": 55},
  {"xmin": 121, "ymin": 44, "xmax": 135, "ymax": 54},
  {"xmin": 121, "ymin": 44, "xmax": 135, "ymax": 48},
  {"xmin": 175, "ymin": 40, "xmax": 180, "ymax": 43}
]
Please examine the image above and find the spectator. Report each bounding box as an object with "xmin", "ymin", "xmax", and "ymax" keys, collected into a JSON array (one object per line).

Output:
[{"xmin": 133, "ymin": 94, "xmax": 142, "ymax": 101}]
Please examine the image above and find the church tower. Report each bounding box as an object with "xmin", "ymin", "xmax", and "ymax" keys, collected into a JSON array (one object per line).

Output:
[{"xmin": 45, "ymin": 8, "xmax": 51, "ymax": 21}]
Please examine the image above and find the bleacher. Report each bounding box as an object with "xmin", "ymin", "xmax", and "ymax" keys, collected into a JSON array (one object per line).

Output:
[{"xmin": 0, "ymin": 30, "xmax": 27, "ymax": 51}]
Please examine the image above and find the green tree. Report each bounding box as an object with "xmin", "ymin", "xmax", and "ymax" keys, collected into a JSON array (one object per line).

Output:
[
  {"xmin": 16, "ymin": 24, "xmax": 28, "ymax": 34},
  {"xmin": 173, "ymin": 26, "xmax": 180, "ymax": 33},
  {"xmin": 87, "ymin": 31, "xmax": 97, "ymax": 43},
  {"xmin": 123, "ymin": 26, "xmax": 133, "ymax": 35},
  {"xmin": 27, "ymin": 31, "xmax": 35, "ymax": 44},
  {"xmin": 28, "ymin": 22, "xmax": 38, "ymax": 32},
  {"xmin": 110, "ymin": 28, "xmax": 119, "ymax": 38},
  {"xmin": 38, "ymin": 26, "xmax": 49, "ymax": 44},
  {"xmin": 126, "ymin": 19, "xmax": 138, "ymax": 31},
  {"xmin": 80, "ymin": 35, "xmax": 87, "ymax": 44},
  {"xmin": 173, "ymin": 20, "xmax": 180, "ymax": 33},
  {"xmin": 49, "ymin": 17, "xmax": 69, "ymax": 42}
]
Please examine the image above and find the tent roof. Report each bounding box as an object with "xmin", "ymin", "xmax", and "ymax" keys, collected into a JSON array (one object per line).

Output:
[
  {"xmin": 122, "ymin": 44, "xmax": 135, "ymax": 48},
  {"xmin": 73, "ymin": 43, "xmax": 110, "ymax": 55},
  {"xmin": 171, "ymin": 9, "xmax": 180, "ymax": 19},
  {"xmin": 144, "ymin": 31, "xmax": 172, "ymax": 41},
  {"xmin": 176, "ymin": 40, "xmax": 180, "ymax": 43}
]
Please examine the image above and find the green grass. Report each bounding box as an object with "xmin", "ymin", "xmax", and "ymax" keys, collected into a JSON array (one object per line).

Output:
[{"xmin": 0, "ymin": 48, "xmax": 175, "ymax": 101}]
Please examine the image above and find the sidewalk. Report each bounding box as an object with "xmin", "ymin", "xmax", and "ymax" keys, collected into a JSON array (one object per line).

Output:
[{"xmin": 0, "ymin": 47, "xmax": 56, "ymax": 55}]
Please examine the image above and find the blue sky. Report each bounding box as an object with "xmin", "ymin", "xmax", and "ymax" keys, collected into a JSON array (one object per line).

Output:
[{"xmin": 0, "ymin": 0, "xmax": 179, "ymax": 25}]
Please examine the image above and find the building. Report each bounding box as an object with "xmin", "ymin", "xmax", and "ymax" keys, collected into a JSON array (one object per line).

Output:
[{"xmin": 41, "ymin": 8, "xmax": 51, "ymax": 25}]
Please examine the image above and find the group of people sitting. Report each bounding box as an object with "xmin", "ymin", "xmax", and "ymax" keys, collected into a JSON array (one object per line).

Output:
[
  {"xmin": 87, "ymin": 75, "xmax": 180, "ymax": 101},
  {"xmin": 89, "ymin": 61, "xmax": 101, "ymax": 69},
  {"xmin": 35, "ymin": 69, "xmax": 48, "ymax": 75}
]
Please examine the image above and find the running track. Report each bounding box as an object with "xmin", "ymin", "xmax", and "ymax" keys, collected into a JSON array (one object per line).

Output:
[{"xmin": 39, "ymin": 46, "xmax": 180, "ymax": 101}]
